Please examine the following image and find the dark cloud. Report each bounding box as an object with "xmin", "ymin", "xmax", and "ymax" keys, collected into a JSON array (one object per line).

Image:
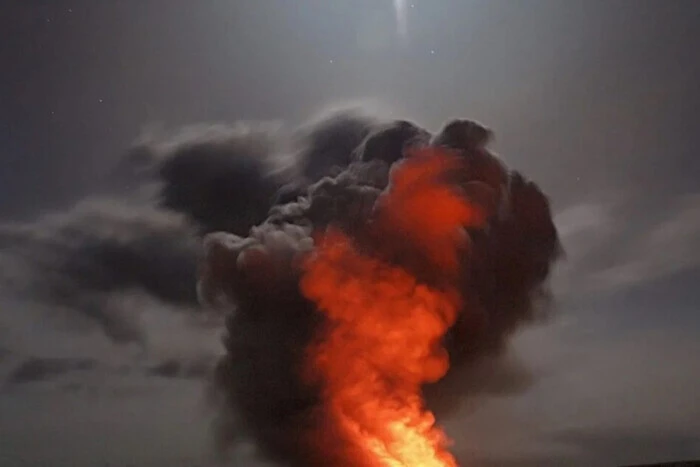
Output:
[
  {"xmin": 0, "ymin": 109, "xmax": 402, "ymax": 377},
  {"xmin": 129, "ymin": 123, "xmax": 288, "ymax": 236},
  {"xmin": 461, "ymin": 457, "xmax": 566, "ymax": 467},
  {"xmin": 200, "ymin": 116, "xmax": 561, "ymax": 464},
  {"xmin": 147, "ymin": 356, "xmax": 214, "ymax": 381},
  {"xmin": 7, "ymin": 357, "xmax": 96, "ymax": 385},
  {"xmin": 552, "ymin": 429, "xmax": 700, "ymax": 466},
  {"xmin": 295, "ymin": 109, "xmax": 379, "ymax": 181},
  {"xmin": 555, "ymin": 193, "xmax": 700, "ymax": 299},
  {"xmin": 0, "ymin": 201, "xmax": 199, "ymax": 345},
  {"xmin": 352, "ymin": 119, "xmax": 431, "ymax": 165},
  {"xmin": 2, "ymin": 352, "xmax": 217, "ymax": 387},
  {"xmin": 1, "ymin": 108, "xmax": 561, "ymax": 465},
  {"xmin": 431, "ymin": 119, "xmax": 494, "ymax": 152}
]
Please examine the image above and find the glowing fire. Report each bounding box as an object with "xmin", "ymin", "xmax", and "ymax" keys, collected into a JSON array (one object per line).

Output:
[{"xmin": 301, "ymin": 150, "xmax": 485, "ymax": 466}]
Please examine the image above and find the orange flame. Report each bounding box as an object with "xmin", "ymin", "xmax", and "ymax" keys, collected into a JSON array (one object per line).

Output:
[{"xmin": 301, "ymin": 150, "xmax": 485, "ymax": 466}]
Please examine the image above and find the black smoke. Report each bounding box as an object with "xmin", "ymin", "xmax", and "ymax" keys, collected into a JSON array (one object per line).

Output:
[
  {"xmin": 6, "ymin": 356, "xmax": 96, "ymax": 385},
  {"xmin": 198, "ymin": 115, "xmax": 562, "ymax": 465},
  {"xmin": 0, "ymin": 109, "xmax": 416, "ymax": 380},
  {"xmin": 0, "ymin": 107, "xmax": 560, "ymax": 465},
  {"xmin": 0, "ymin": 201, "xmax": 199, "ymax": 345},
  {"xmin": 122, "ymin": 123, "xmax": 287, "ymax": 236},
  {"xmin": 295, "ymin": 109, "xmax": 379, "ymax": 181}
]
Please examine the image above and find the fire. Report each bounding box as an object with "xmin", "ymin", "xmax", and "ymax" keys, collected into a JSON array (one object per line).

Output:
[{"xmin": 301, "ymin": 150, "xmax": 485, "ymax": 466}]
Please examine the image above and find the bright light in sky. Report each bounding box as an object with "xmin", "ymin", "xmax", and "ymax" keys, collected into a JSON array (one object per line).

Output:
[{"xmin": 394, "ymin": 0, "xmax": 408, "ymax": 41}]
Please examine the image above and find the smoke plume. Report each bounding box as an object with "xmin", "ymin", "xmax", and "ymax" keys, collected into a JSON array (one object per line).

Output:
[
  {"xmin": 0, "ymin": 109, "xmax": 399, "ymax": 388},
  {"xmin": 198, "ymin": 115, "xmax": 562, "ymax": 465},
  {"xmin": 0, "ymin": 105, "xmax": 560, "ymax": 464}
]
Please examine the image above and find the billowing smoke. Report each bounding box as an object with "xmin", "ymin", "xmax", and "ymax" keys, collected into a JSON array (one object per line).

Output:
[
  {"xmin": 121, "ymin": 122, "xmax": 288, "ymax": 236},
  {"xmin": 0, "ymin": 106, "xmax": 560, "ymax": 464},
  {"xmin": 0, "ymin": 201, "xmax": 199, "ymax": 346},
  {"xmin": 198, "ymin": 115, "xmax": 562, "ymax": 465},
  {"xmin": 0, "ymin": 109, "xmax": 394, "ymax": 383}
]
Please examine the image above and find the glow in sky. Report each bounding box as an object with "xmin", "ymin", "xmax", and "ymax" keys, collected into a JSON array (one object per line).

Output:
[{"xmin": 394, "ymin": 0, "xmax": 408, "ymax": 41}]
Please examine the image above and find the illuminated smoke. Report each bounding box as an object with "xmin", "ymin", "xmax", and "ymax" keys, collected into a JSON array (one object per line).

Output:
[
  {"xmin": 198, "ymin": 114, "xmax": 561, "ymax": 465},
  {"xmin": 299, "ymin": 150, "xmax": 483, "ymax": 466}
]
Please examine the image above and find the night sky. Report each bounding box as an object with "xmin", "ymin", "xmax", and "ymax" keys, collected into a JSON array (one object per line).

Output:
[{"xmin": 1, "ymin": 1, "xmax": 700, "ymax": 466}]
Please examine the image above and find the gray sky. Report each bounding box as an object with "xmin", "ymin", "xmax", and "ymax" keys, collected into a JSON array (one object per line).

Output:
[{"xmin": 1, "ymin": 1, "xmax": 699, "ymax": 466}]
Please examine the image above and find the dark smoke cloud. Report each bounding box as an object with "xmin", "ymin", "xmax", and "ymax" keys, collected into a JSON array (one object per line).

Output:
[
  {"xmin": 0, "ymin": 107, "xmax": 560, "ymax": 465},
  {"xmin": 124, "ymin": 123, "xmax": 287, "ymax": 236},
  {"xmin": 147, "ymin": 356, "xmax": 214, "ymax": 380},
  {"xmin": 353, "ymin": 119, "xmax": 431, "ymax": 166},
  {"xmin": 199, "ymin": 116, "xmax": 561, "ymax": 464},
  {"xmin": 0, "ymin": 346, "xmax": 10, "ymax": 362},
  {"xmin": 0, "ymin": 109, "xmax": 401, "ymax": 386},
  {"xmin": 6, "ymin": 357, "xmax": 96, "ymax": 385},
  {"xmin": 295, "ymin": 109, "xmax": 379, "ymax": 181},
  {"xmin": 0, "ymin": 200, "xmax": 198, "ymax": 345}
]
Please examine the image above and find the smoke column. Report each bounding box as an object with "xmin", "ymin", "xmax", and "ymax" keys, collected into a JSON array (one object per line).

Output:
[
  {"xmin": 198, "ymin": 115, "xmax": 561, "ymax": 466},
  {"xmin": 300, "ymin": 150, "xmax": 484, "ymax": 466}
]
